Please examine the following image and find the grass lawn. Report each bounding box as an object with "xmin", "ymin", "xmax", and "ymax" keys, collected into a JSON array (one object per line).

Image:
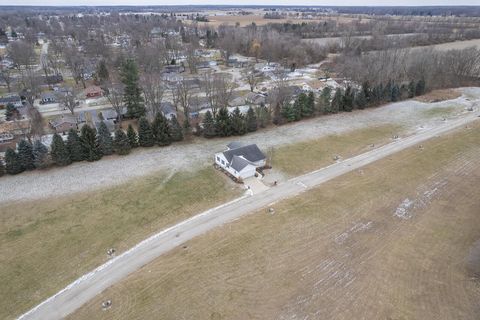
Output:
[
  {"xmin": 68, "ymin": 121, "xmax": 480, "ymax": 320},
  {"xmin": 421, "ymin": 105, "xmax": 457, "ymax": 118},
  {"xmin": 272, "ymin": 124, "xmax": 403, "ymax": 176},
  {"xmin": 0, "ymin": 167, "xmax": 240, "ymax": 319}
]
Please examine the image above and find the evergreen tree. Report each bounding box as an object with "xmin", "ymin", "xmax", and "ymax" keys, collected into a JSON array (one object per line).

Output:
[
  {"xmin": 5, "ymin": 148, "xmax": 23, "ymax": 175},
  {"xmin": 5, "ymin": 103, "xmax": 17, "ymax": 121},
  {"xmin": 281, "ymin": 103, "xmax": 296, "ymax": 122},
  {"xmin": 80, "ymin": 125, "xmax": 102, "ymax": 162},
  {"xmin": 287, "ymin": 93, "xmax": 307, "ymax": 122},
  {"xmin": 17, "ymin": 140, "xmax": 35, "ymax": 171},
  {"xmin": 318, "ymin": 87, "xmax": 332, "ymax": 114},
  {"xmin": 203, "ymin": 110, "xmax": 216, "ymax": 138},
  {"xmin": 384, "ymin": 80, "xmax": 393, "ymax": 102},
  {"xmin": 408, "ymin": 80, "xmax": 416, "ymax": 98},
  {"xmin": 246, "ymin": 106, "xmax": 258, "ymax": 132},
  {"xmin": 415, "ymin": 78, "xmax": 426, "ymax": 96},
  {"xmin": 169, "ymin": 115, "xmax": 184, "ymax": 142},
  {"xmin": 215, "ymin": 107, "xmax": 233, "ymax": 137},
  {"xmin": 121, "ymin": 59, "xmax": 145, "ymax": 118},
  {"xmin": 51, "ymin": 133, "xmax": 71, "ymax": 166},
  {"xmin": 0, "ymin": 158, "xmax": 5, "ymax": 177},
  {"xmin": 33, "ymin": 140, "xmax": 49, "ymax": 169},
  {"xmin": 361, "ymin": 81, "xmax": 372, "ymax": 105},
  {"xmin": 96, "ymin": 60, "xmax": 109, "ymax": 85},
  {"xmin": 151, "ymin": 113, "xmax": 172, "ymax": 146},
  {"xmin": 354, "ymin": 90, "xmax": 367, "ymax": 109},
  {"xmin": 127, "ymin": 124, "xmax": 138, "ymax": 148},
  {"xmin": 331, "ymin": 88, "xmax": 343, "ymax": 113},
  {"xmin": 137, "ymin": 117, "xmax": 155, "ymax": 147},
  {"xmin": 97, "ymin": 121, "xmax": 114, "ymax": 155},
  {"xmin": 391, "ymin": 84, "xmax": 400, "ymax": 102},
  {"xmin": 231, "ymin": 107, "xmax": 246, "ymax": 135},
  {"xmin": 113, "ymin": 129, "xmax": 131, "ymax": 155},
  {"xmin": 66, "ymin": 129, "xmax": 84, "ymax": 162},
  {"xmin": 342, "ymin": 86, "xmax": 354, "ymax": 112},
  {"xmin": 303, "ymin": 91, "xmax": 315, "ymax": 117},
  {"xmin": 255, "ymin": 103, "xmax": 270, "ymax": 128}
]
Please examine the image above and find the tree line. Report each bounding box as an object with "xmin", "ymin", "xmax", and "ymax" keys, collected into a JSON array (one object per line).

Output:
[{"xmin": 0, "ymin": 115, "xmax": 184, "ymax": 176}]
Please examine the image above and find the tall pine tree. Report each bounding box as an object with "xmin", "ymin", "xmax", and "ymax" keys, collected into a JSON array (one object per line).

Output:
[
  {"xmin": 331, "ymin": 88, "xmax": 343, "ymax": 113},
  {"xmin": 67, "ymin": 129, "xmax": 84, "ymax": 162},
  {"xmin": 121, "ymin": 59, "xmax": 145, "ymax": 118},
  {"xmin": 231, "ymin": 107, "xmax": 246, "ymax": 135},
  {"xmin": 80, "ymin": 125, "xmax": 102, "ymax": 162},
  {"xmin": 51, "ymin": 133, "xmax": 71, "ymax": 166},
  {"xmin": 5, "ymin": 148, "xmax": 23, "ymax": 174},
  {"xmin": 303, "ymin": 92, "xmax": 315, "ymax": 117},
  {"xmin": 203, "ymin": 110, "xmax": 216, "ymax": 138},
  {"xmin": 97, "ymin": 121, "xmax": 114, "ymax": 155},
  {"xmin": 169, "ymin": 116, "xmax": 184, "ymax": 142},
  {"xmin": 33, "ymin": 140, "xmax": 49, "ymax": 169},
  {"xmin": 152, "ymin": 113, "xmax": 172, "ymax": 146},
  {"xmin": 215, "ymin": 107, "xmax": 233, "ymax": 137},
  {"xmin": 17, "ymin": 140, "xmax": 35, "ymax": 171},
  {"xmin": 318, "ymin": 87, "xmax": 332, "ymax": 114},
  {"xmin": 342, "ymin": 86, "xmax": 354, "ymax": 112},
  {"xmin": 246, "ymin": 107, "xmax": 258, "ymax": 132},
  {"xmin": 138, "ymin": 117, "xmax": 155, "ymax": 147},
  {"xmin": 114, "ymin": 129, "xmax": 131, "ymax": 155},
  {"xmin": 127, "ymin": 124, "xmax": 138, "ymax": 148}
]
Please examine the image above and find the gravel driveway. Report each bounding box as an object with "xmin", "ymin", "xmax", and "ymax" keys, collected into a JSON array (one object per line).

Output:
[{"xmin": 1, "ymin": 87, "xmax": 479, "ymax": 203}]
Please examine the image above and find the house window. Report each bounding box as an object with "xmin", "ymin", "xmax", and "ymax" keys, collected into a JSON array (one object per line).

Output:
[
  {"xmin": 216, "ymin": 156, "xmax": 220, "ymax": 162},
  {"xmin": 221, "ymin": 160, "xmax": 225, "ymax": 165}
]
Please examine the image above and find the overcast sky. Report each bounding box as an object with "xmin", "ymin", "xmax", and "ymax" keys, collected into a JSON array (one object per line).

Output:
[{"xmin": 2, "ymin": 0, "xmax": 480, "ymax": 6}]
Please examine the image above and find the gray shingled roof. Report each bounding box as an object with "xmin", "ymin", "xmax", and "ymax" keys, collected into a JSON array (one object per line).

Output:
[
  {"xmin": 223, "ymin": 144, "xmax": 266, "ymax": 163},
  {"xmin": 231, "ymin": 155, "xmax": 251, "ymax": 172}
]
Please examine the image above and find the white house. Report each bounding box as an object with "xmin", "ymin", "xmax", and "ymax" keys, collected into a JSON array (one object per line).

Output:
[{"xmin": 215, "ymin": 142, "xmax": 267, "ymax": 180}]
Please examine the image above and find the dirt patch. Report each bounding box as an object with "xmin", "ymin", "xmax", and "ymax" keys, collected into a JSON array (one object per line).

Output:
[{"xmin": 415, "ymin": 89, "xmax": 462, "ymax": 103}]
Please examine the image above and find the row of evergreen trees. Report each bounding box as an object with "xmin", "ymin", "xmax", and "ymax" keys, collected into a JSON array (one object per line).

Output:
[
  {"xmin": 201, "ymin": 106, "xmax": 260, "ymax": 138},
  {"xmin": 0, "ymin": 115, "xmax": 184, "ymax": 176},
  {"xmin": 317, "ymin": 79, "xmax": 427, "ymax": 115}
]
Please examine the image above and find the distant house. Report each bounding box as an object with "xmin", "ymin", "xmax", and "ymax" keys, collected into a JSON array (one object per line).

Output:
[
  {"xmin": 0, "ymin": 95, "xmax": 23, "ymax": 110},
  {"xmin": 40, "ymin": 92, "xmax": 57, "ymax": 105},
  {"xmin": 0, "ymin": 119, "xmax": 30, "ymax": 136},
  {"xmin": 50, "ymin": 115, "xmax": 77, "ymax": 133},
  {"xmin": 94, "ymin": 119, "xmax": 115, "ymax": 132},
  {"xmin": 245, "ymin": 92, "xmax": 266, "ymax": 106},
  {"xmin": 84, "ymin": 86, "xmax": 103, "ymax": 99},
  {"xmin": 163, "ymin": 65, "xmax": 185, "ymax": 74},
  {"xmin": 160, "ymin": 102, "xmax": 177, "ymax": 120},
  {"xmin": 215, "ymin": 143, "xmax": 267, "ymax": 180}
]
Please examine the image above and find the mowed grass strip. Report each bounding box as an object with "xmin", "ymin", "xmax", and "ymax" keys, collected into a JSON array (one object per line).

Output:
[
  {"xmin": 0, "ymin": 167, "xmax": 240, "ymax": 320},
  {"xmin": 68, "ymin": 122, "xmax": 480, "ymax": 320},
  {"xmin": 272, "ymin": 124, "xmax": 402, "ymax": 176}
]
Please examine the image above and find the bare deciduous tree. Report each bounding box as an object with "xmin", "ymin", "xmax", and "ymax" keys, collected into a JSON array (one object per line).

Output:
[{"xmin": 141, "ymin": 72, "xmax": 165, "ymax": 119}]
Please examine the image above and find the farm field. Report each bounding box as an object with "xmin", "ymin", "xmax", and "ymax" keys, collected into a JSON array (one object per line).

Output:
[
  {"xmin": 68, "ymin": 121, "xmax": 480, "ymax": 320},
  {"xmin": 202, "ymin": 14, "xmax": 370, "ymax": 27},
  {"xmin": 0, "ymin": 168, "xmax": 240, "ymax": 320}
]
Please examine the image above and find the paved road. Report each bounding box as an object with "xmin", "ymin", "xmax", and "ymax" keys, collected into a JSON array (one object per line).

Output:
[{"xmin": 17, "ymin": 113, "xmax": 479, "ymax": 320}]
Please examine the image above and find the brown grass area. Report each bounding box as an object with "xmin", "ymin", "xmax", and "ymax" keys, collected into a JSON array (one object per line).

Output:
[
  {"xmin": 0, "ymin": 168, "xmax": 240, "ymax": 320},
  {"xmin": 272, "ymin": 124, "xmax": 403, "ymax": 176},
  {"xmin": 415, "ymin": 89, "xmax": 462, "ymax": 103},
  {"xmin": 69, "ymin": 121, "xmax": 480, "ymax": 320},
  {"xmin": 201, "ymin": 15, "xmax": 355, "ymax": 27}
]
